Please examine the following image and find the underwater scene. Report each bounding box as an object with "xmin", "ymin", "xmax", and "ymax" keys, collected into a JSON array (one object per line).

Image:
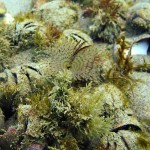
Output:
[{"xmin": 0, "ymin": 0, "xmax": 150, "ymax": 149}]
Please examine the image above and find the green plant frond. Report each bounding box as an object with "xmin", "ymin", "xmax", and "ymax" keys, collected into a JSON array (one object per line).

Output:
[
  {"xmin": 87, "ymin": 116, "xmax": 112, "ymax": 138},
  {"xmin": 0, "ymin": 84, "xmax": 19, "ymax": 100},
  {"xmin": 60, "ymin": 135, "xmax": 79, "ymax": 150},
  {"xmin": 17, "ymin": 71, "xmax": 113, "ymax": 149},
  {"xmin": 27, "ymin": 85, "xmax": 51, "ymax": 117},
  {"xmin": 137, "ymin": 132, "xmax": 150, "ymax": 149},
  {"xmin": 14, "ymin": 12, "xmax": 35, "ymax": 22},
  {"xmin": 134, "ymin": 58, "xmax": 150, "ymax": 72}
]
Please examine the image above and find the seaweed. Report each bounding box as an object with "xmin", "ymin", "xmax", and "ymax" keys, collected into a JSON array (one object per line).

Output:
[
  {"xmin": 0, "ymin": 23, "xmax": 17, "ymax": 66},
  {"xmin": 134, "ymin": 58, "xmax": 150, "ymax": 73},
  {"xmin": 17, "ymin": 71, "xmax": 112, "ymax": 149},
  {"xmin": 33, "ymin": 23, "xmax": 62, "ymax": 49},
  {"xmin": 106, "ymin": 34, "xmax": 136, "ymax": 90},
  {"xmin": 14, "ymin": 12, "xmax": 35, "ymax": 22},
  {"xmin": 136, "ymin": 131, "xmax": 150, "ymax": 150},
  {"xmin": 98, "ymin": 0, "xmax": 121, "ymax": 23},
  {"xmin": 111, "ymin": 35, "xmax": 150, "ymax": 79},
  {"xmin": 115, "ymin": 34, "xmax": 133, "ymax": 76},
  {"xmin": 89, "ymin": 0, "xmax": 122, "ymax": 43}
]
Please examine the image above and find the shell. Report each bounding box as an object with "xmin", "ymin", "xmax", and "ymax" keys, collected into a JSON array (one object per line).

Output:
[
  {"xmin": 127, "ymin": 33, "xmax": 150, "ymax": 44},
  {"xmin": 126, "ymin": 33, "xmax": 150, "ymax": 65}
]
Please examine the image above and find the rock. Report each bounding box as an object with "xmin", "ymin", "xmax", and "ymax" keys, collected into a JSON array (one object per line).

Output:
[
  {"xmin": 89, "ymin": 14, "xmax": 121, "ymax": 43},
  {"xmin": 18, "ymin": 105, "xmax": 45, "ymax": 138},
  {"xmin": 4, "ymin": 114, "xmax": 18, "ymax": 130},
  {"xmin": 0, "ymin": 0, "xmax": 33, "ymax": 16},
  {"xmin": 101, "ymin": 130, "xmax": 143, "ymax": 150},
  {"xmin": 126, "ymin": 2, "xmax": 150, "ymax": 34},
  {"xmin": 97, "ymin": 83, "xmax": 141, "ymax": 128},
  {"xmin": 139, "ymin": 0, "xmax": 150, "ymax": 2},
  {"xmin": 132, "ymin": 55, "xmax": 150, "ymax": 67},
  {"xmin": 124, "ymin": 72, "xmax": 150, "ymax": 134},
  {"xmin": 36, "ymin": 0, "xmax": 78, "ymax": 31},
  {"xmin": 117, "ymin": 130, "xmax": 146, "ymax": 150},
  {"xmin": 97, "ymin": 83, "xmax": 149, "ymax": 149}
]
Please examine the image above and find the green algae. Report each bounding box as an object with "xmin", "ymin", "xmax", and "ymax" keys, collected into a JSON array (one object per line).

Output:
[{"xmin": 16, "ymin": 71, "xmax": 112, "ymax": 149}]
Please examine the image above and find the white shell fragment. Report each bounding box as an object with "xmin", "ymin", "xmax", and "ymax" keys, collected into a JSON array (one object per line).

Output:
[
  {"xmin": 131, "ymin": 39, "xmax": 149, "ymax": 55},
  {"xmin": 4, "ymin": 13, "xmax": 14, "ymax": 24}
]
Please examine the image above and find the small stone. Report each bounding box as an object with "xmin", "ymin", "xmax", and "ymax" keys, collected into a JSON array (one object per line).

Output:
[
  {"xmin": 36, "ymin": 0, "xmax": 78, "ymax": 31},
  {"xmin": 123, "ymin": 72, "xmax": 150, "ymax": 133}
]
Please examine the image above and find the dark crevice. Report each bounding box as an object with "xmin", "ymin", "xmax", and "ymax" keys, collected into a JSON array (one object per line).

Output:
[
  {"xmin": 111, "ymin": 124, "xmax": 141, "ymax": 133},
  {"xmin": 23, "ymin": 21, "xmax": 34, "ymax": 28},
  {"xmin": 24, "ymin": 24, "xmax": 37, "ymax": 29},
  {"xmin": 106, "ymin": 142, "xmax": 110, "ymax": 149},
  {"xmin": 71, "ymin": 35, "xmax": 78, "ymax": 43},
  {"xmin": 27, "ymin": 66, "xmax": 42, "ymax": 75},
  {"xmin": 0, "ymin": 14, "xmax": 5, "ymax": 17},
  {"xmin": 12, "ymin": 73, "xmax": 18, "ymax": 84},
  {"xmin": 120, "ymin": 136, "xmax": 130, "ymax": 150},
  {"xmin": 114, "ymin": 142, "xmax": 117, "ymax": 150},
  {"xmin": 72, "ymin": 33, "xmax": 87, "ymax": 42},
  {"xmin": 0, "ymin": 91, "xmax": 18, "ymax": 120},
  {"xmin": 24, "ymin": 72, "xmax": 33, "ymax": 93},
  {"xmin": 25, "ymin": 72, "xmax": 32, "ymax": 83}
]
